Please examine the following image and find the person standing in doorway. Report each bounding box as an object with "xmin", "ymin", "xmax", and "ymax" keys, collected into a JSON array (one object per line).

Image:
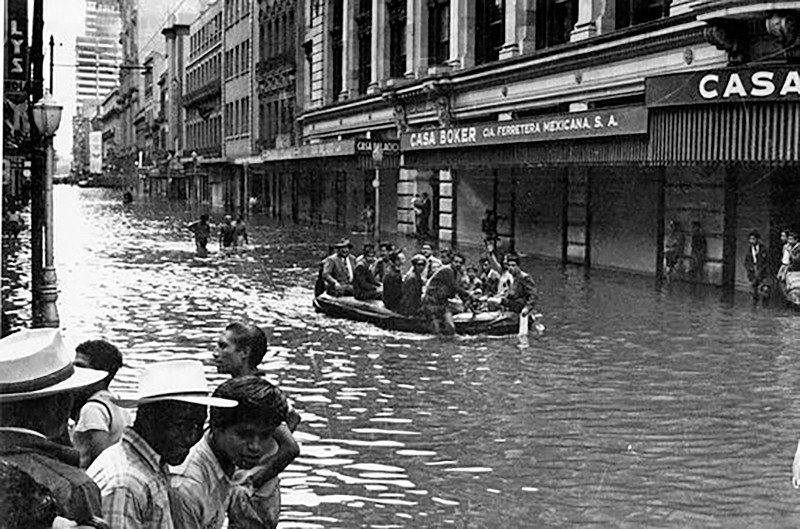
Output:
[
  {"xmin": 219, "ymin": 215, "xmax": 236, "ymax": 249},
  {"xmin": 744, "ymin": 231, "xmax": 769, "ymax": 301},
  {"xmin": 688, "ymin": 221, "xmax": 707, "ymax": 281},
  {"xmin": 419, "ymin": 193, "xmax": 431, "ymax": 238}
]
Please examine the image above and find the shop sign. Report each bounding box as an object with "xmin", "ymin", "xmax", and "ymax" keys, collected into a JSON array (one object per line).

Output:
[
  {"xmin": 400, "ymin": 107, "xmax": 648, "ymax": 151},
  {"xmin": 260, "ymin": 139, "xmax": 356, "ymax": 162},
  {"xmin": 4, "ymin": 0, "xmax": 28, "ymax": 100},
  {"xmin": 354, "ymin": 139, "xmax": 401, "ymax": 156},
  {"xmin": 646, "ymin": 67, "xmax": 800, "ymax": 107}
]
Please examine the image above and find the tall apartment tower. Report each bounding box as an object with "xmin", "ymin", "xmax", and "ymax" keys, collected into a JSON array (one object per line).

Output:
[{"xmin": 75, "ymin": 0, "xmax": 123, "ymax": 114}]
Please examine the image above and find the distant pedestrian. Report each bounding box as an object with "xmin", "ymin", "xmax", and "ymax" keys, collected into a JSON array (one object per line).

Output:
[
  {"xmin": 688, "ymin": 221, "xmax": 707, "ymax": 281},
  {"xmin": 233, "ymin": 214, "xmax": 249, "ymax": 247},
  {"xmin": 362, "ymin": 205, "xmax": 375, "ymax": 236},
  {"xmin": 219, "ymin": 215, "xmax": 236, "ymax": 249},
  {"xmin": 744, "ymin": 231, "xmax": 769, "ymax": 301},
  {"xmin": 778, "ymin": 230, "xmax": 792, "ymax": 282},
  {"xmin": 70, "ymin": 340, "xmax": 131, "ymax": 469},
  {"xmin": 188, "ymin": 214, "xmax": 211, "ymax": 257},
  {"xmin": 481, "ymin": 209, "xmax": 498, "ymax": 242},
  {"xmin": 0, "ymin": 329, "xmax": 107, "ymax": 526},
  {"xmin": 419, "ymin": 193, "xmax": 431, "ymax": 238},
  {"xmin": 664, "ymin": 218, "xmax": 685, "ymax": 278}
]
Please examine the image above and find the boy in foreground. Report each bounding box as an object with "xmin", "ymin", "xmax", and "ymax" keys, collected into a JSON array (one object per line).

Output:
[{"xmin": 170, "ymin": 376, "xmax": 294, "ymax": 528}]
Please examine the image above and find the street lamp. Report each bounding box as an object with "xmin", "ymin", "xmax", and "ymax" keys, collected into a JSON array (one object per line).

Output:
[{"xmin": 31, "ymin": 90, "xmax": 63, "ymax": 328}]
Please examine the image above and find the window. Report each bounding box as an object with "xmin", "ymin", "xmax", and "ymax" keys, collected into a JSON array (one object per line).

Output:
[
  {"xmin": 616, "ymin": 0, "xmax": 670, "ymax": 28},
  {"xmin": 330, "ymin": 0, "xmax": 344, "ymax": 98},
  {"xmin": 535, "ymin": 0, "xmax": 577, "ymax": 49},
  {"xmin": 388, "ymin": 0, "xmax": 406, "ymax": 78},
  {"xmin": 475, "ymin": 0, "xmax": 503, "ymax": 65},
  {"xmin": 428, "ymin": 0, "xmax": 449, "ymax": 66},
  {"xmin": 356, "ymin": 0, "xmax": 372, "ymax": 94}
]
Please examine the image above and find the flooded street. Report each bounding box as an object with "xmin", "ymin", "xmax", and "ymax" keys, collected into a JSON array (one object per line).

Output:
[{"xmin": 5, "ymin": 185, "xmax": 800, "ymax": 527}]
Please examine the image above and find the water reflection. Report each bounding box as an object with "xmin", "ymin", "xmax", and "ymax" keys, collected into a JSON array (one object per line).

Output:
[{"xmin": 3, "ymin": 186, "xmax": 800, "ymax": 526}]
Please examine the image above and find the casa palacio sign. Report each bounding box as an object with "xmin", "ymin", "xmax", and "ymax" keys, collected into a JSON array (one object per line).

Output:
[
  {"xmin": 646, "ymin": 66, "xmax": 800, "ymax": 107},
  {"xmin": 400, "ymin": 107, "xmax": 648, "ymax": 151}
]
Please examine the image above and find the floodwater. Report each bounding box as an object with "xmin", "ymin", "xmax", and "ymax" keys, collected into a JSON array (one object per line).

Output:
[{"xmin": 4, "ymin": 186, "xmax": 800, "ymax": 527}]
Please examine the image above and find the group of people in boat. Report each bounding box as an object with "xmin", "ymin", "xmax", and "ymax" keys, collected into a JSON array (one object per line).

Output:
[{"xmin": 315, "ymin": 238, "xmax": 539, "ymax": 334}]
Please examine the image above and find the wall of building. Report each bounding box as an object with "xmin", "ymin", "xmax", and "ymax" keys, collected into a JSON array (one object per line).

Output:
[
  {"xmin": 516, "ymin": 167, "xmax": 565, "ymax": 261},
  {"xmin": 590, "ymin": 167, "xmax": 660, "ymax": 275}
]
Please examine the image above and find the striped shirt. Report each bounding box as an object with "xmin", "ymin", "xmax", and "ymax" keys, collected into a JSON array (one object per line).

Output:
[{"xmin": 87, "ymin": 428, "xmax": 174, "ymax": 529}]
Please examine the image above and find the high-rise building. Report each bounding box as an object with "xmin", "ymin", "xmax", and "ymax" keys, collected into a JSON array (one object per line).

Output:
[{"xmin": 75, "ymin": 0, "xmax": 123, "ymax": 113}]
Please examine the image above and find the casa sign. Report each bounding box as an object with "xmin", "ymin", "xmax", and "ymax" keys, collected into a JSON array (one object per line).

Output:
[
  {"xmin": 400, "ymin": 107, "xmax": 648, "ymax": 150},
  {"xmin": 646, "ymin": 67, "xmax": 800, "ymax": 107}
]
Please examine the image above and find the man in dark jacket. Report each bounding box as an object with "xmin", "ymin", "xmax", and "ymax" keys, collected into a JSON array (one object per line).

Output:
[
  {"xmin": 499, "ymin": 253, "xmax": 539, "ymax": 316},
  {"xmin": 353, "ymin": 244, "xmax": 382, "ymax": 300},
  {"xmin": 422, "ymin": 252, "xmax": 472, "ymax": 335},
  {"xmin": 322, "ymin": 239, "xmax": 357, "ymax": 296},
  {"xmin": 0, "ymin": 329, "xmax": 107, "ymax": 526},
  {"xmin": 744, "ymin": 230, "xmax": 769, "ymax": 301},
  {"xmin": 401, "ymin": 254, "xmax": 427, "ymax": 316},
  {"xmin": 382, "ymin": 250, "xmax": 405, "ymax": 311}
]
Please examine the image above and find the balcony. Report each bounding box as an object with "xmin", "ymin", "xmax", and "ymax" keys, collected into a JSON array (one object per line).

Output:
[{"xmin": 183, "ymin": 78, "xmax": 222, "ymax": 108}]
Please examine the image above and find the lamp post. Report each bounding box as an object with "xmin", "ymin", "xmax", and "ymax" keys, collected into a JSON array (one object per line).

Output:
[{"xmin": 30, "ymin": 91, "xmax": 63, "ymax": 328}]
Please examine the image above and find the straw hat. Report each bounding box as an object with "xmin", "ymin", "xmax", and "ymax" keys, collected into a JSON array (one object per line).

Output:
[
  {"xmin": 333, "ymin": 238, "xmax": 353, "ymax": 249},
  {"xmin": 0, "ymin": 329, "xmax": 107, "ymax": 403},
  {"xmin": 113, "ymin": 359, "xmax": 237, "ymax": 408}
]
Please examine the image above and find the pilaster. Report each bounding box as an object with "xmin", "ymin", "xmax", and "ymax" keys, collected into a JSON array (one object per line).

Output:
[
  {"xmin": 369, "ymin": 0, "xmax": 387, "ymax": 92},
  {"xmin": 340, "ymin": 0, "xmax": 357, "ymax": 99},
  {"xmin": 406, "ymin": 0, "xmax": 428, "ymax": 78},
  {"xmin": 448, "ymin": 0, "xmax": 475, "ymax": 69},
  {"xmin": 499, "ymin": 0, "xmax": 535, "ymax": 59}
]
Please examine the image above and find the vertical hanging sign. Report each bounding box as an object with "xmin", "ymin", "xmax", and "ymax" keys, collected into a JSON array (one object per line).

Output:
[{"xmin": 4, "ymin": 0, "xmax": 29, "ymax": 154}]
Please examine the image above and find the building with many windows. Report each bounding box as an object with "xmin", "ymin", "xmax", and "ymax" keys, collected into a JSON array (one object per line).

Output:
[
  {"xmin": 184, "ymin": 0, "xmax": 224, "ymax": 206},
  {"xmin": 276, "ymin": 0, "xmax": 800, "ymax": 291},
  {"xmin": 75, "ymin": 0, "xmax": 123, "ymax": 113}
]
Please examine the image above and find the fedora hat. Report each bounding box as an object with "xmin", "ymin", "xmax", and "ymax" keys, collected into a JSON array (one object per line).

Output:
[
  {"xmin": 0, "ymin": 329, "xmax": 107, "ymax": 403},
  {"xmin": 113, "ymin": 359, "xmax": 236, "ymax": 408},
  {"xmin": 333, "ymin": 238, "xmax": 353, "ymax": 249}
]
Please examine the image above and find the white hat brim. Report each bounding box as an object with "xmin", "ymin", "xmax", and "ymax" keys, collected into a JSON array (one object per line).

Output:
[
  {"xmin": 0, "ymin": 366, "xmax": 107, "ymax": 403},
  {"xmin": 112, "ymin": 395, "xmax": 238, "ymax": 408}
]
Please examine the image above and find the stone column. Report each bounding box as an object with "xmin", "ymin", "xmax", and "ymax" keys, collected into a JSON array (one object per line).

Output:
[
  {"xmin": 340, "ymin": 0, "xmax": 357, "ymax": 99},
  {"xmin": 448, "ymin": 0, "xmax": 475, "ymax": 69},
  {"xmin": 670, "ymin": 0, "xmax": 693, "ymax": 16},
  {"xmin": 499, "ymin": 0, "xmax": 535, "ymax": 59},
  {"xmin": 406, "ymin": 0, "xmax": 428, "ymax": 78},
  {"xmin": 369, "ymin": 0, "xmax": 387, "ymax": 92}
]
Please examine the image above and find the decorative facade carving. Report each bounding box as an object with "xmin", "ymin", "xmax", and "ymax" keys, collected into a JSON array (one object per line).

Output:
[
  {"xmin": 765, "ymin": 12, "xmax": 799, "ymax": 47},
  {"xmin": 703, "ymin": 20, "xmax": 748, "ymax": 64}
]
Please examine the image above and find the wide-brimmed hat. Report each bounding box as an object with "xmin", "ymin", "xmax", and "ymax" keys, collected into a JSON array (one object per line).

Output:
[
  {"xmin": 333, "ymin": 238, "xmax": 353, "ymax": 249},
  {"xmin": 113, "ymin": 359, "xmax": 237, "ymax": 408},
  {"xmin": 0, "ymin": 329, "xmax": 107, "ymax": 403}
]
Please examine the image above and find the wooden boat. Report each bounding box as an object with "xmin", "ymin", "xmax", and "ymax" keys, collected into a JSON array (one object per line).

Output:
[{"xmin": 313, "ymin": 292, "xmax": 538, "ymax": 335}]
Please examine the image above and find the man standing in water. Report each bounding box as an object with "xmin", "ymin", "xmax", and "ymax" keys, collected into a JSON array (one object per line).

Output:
[
  {"xmin": 188, "ymin": 214, "xmax": 211, "ymax": 256},
  {"xmin": 421, "ymin": 253, "xmax": 473, "ymax": 335}
]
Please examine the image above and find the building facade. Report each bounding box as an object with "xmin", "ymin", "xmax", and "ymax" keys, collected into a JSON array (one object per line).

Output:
[
  {"xmin": 183, "ymin": 0, "xmax": 224, "ymax": 207},
  {"xmin": 290, "ymin": 0, "xmax": 800, "ymax": 291},
  {"xmin": 75, "ymin": 0, "xmax": 123, "ymax": 112}
]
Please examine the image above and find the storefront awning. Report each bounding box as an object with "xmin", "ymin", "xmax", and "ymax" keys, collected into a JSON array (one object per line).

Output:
[{"xmin": 404, "ymin": 136, "xmax": 649, "ymax": 168}]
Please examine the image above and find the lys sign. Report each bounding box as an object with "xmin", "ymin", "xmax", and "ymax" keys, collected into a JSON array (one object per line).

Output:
[
  {"xmin": 646, "ymin": 67, "xmax": 800, "ymax": 107},
  {"xmin": 4, "ymin": 0, "xmax": 28, "ymax": 100}
]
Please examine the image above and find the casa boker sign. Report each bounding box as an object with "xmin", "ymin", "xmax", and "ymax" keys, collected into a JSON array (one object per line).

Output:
[
  {"xmin": 646, "ymin": 67, "xmax": 800, "ymax": 107},
  {"xmin": 400, "ymin": 107, "xmax": 648, "ymax": 150}
]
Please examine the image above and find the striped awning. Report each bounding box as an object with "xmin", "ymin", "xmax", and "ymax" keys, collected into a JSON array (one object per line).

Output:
[{"xmin": 650, "ymin": 103, "xmax": 800, "ymax": 165}]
